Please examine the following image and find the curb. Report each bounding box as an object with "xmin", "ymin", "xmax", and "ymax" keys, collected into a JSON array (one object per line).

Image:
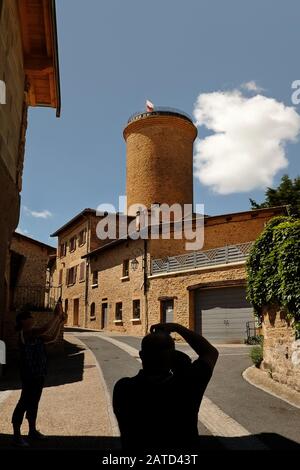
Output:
[{"xmin": 243, "ymin": 366, "xmax": 300, "ymax": 409}]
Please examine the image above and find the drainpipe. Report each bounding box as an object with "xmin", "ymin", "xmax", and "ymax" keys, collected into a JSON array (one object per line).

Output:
[
  {"xmin": 84, "ymin": 217, "xmax": 91, "ymax": 328},
  {"xmin": 143, "ymin": 239, "xmax": 149, "ymax": 334}
]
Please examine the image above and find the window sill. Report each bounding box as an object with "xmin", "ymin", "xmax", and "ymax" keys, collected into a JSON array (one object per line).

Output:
[
  {"xmin": 91, "ymin": 283, "xmax": 98, "ymax": 288},
  {"xmin": 113, "ymin": 320, "xmax": 123, "ymax": 324},
  {"xmin": 67, "ymin": 283, "xmax": 75, "ymax": 287},
  {"xmin": 90, "ymin": 316, "xmax": 96, "ymax": 321},
  {"xmin": 130, "ymin": 318, "xmax": 141, "ymax": 322},
  {"xmin": 79, "ymin": 279, "xmax": 85, "ymax": 283},
  {"xmin": 120, "ymin": 276, "xmax": 129, "ymax": 282}
]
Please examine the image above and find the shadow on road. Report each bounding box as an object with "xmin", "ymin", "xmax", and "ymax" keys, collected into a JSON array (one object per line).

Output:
[
  {"xmin": 0, "ymin": 433, "xmax": 299, "ymax": 451},
  {"xmin": 0, "ymin": 340, "xmax": 85, "ymax": 391}
]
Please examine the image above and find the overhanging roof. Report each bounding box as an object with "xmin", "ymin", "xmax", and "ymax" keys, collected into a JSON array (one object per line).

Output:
[{"xmin": 18, "ymin": 0, "xmax": 61, "ymax": 116}]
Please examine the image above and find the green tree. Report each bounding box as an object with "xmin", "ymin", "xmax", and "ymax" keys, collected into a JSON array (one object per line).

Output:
[{"xmin": 249, "ymin": 175, "xmax": 300, "ymax": 217}]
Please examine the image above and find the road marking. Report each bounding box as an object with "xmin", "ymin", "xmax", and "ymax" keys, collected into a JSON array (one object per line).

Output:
[
  {"xmin": 70, "ymin": 335, "xmax": 121, "ymax": 439},
  {"xmin": 199, "ymin": 397, "xmax": 268, "ymax": 449},
  {"xmin": 89, "ymin": 332, "xmax": 269, "ymax": 449}
]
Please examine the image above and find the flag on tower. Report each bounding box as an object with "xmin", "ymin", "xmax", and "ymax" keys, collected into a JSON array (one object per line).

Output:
[{"xmin": 146, "ymin": 100, "xmax": 154, "ymax": 112}]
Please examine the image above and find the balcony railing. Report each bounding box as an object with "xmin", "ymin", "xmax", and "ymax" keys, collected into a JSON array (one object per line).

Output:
[
  {"xmin": 151, "ymin": 241, "xmax": 254, "ymax": 275},
  {"xmin": 127, "ymin": 107, "xmax": 193, "ymax": 124},
  {"xmin": 12, "ymin": 285, "xmax": 61, "ymax": 311}
]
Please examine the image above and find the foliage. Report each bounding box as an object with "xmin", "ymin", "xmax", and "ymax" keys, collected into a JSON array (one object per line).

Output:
[
  {"xmin": 246, "ymin": 216, "xmax": 300, "ymax": 338},
  {"xmin": 249, "ymin": 175, "xmax": 300, "ymax": 217},
  {"xmin": 250, "ymin": 345, "xmax": 263, "ymax": 367},
  {"xmin": 245, "ymin": 335, "xmax": 264, "ymax": 345}
]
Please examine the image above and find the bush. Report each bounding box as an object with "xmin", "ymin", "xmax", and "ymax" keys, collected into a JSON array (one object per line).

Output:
[
  {"xmin": 245, "ymin": 335, "xmax": 264, "ymax": 345},
  {"xmin": 246, "ymin": 216, "xmax": 300, "ymax": 338},
  {"xmin": 250, "ymin": 345, "xmax": 263, "ymax": 367}
]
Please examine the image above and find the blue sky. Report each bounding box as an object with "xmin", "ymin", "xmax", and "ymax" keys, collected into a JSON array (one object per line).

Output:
[{"xmin": 18, "ymin": 0, "xmax": 300, "ymax": 246}]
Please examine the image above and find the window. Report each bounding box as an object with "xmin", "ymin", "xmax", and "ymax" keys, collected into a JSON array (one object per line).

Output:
[
  {"xmin": 122, "ymin": 259, "xmax": 129, "ymax": 277},
  {"xmin": 66, "ymin": 266, "xmax": 77, "ymax": 286},
  {"xmin": 59, "ymin": 242, "xmax": 67, "ymax": 257},
  {"xmin": 161, "ymin": 299, "xmax": 174, "ymax": 323},
  {"xmin": 58, "ymin": 269, "xmax": 63, "ymax": 286},
  {"xmin": 132, "ymin": 300, "xmax": 140, "ymax": 319},
  {"xmin": 92, "ymin": 270, "xmax": 98, "ymax": 287},
  {"xmin": 65, "ymin": 299, "xmax": 68, "ymax": 313},
  {"xmin": 78, "ymin": 229, "xmax": 86, "ymax": 246},
  {"xmin": 69, "ymin": 236, "xmax": 76, "ymax": 252},
  {"xmin": 79, "ymin": 261, "xmax": 85, "ymax": 282},
  {"xmin": 90, "ymin": 302, "xmax": 96, "ymax": 319},
  {"xmin": 115, "ymin": 302, "xmax": 123, "ymax": 321}
]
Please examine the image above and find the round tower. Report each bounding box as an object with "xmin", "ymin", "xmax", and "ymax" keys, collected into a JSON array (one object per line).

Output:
[{"xmin": 123, "ymin": 107, "xmax": 197, "ymax": 216}]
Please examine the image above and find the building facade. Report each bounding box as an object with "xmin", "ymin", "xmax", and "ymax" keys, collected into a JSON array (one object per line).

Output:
[
  {"xmin": 0, "ymin": 0, "xmax": 60, "ymax": 340},
  {"xmin": 83, "ymin": 207, "xmax": 285, "ymax": 342}
]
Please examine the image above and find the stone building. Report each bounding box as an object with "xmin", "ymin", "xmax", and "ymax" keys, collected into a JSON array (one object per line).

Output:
[
  {"xmin": 50, "ymin": 209, "xmax": 135, "ymax": 328},
  {"xmin": 5, "ymin": 232, "xmax": 58, "ymax": 349},
  {"xmin": 51, "ymin": 108, "xmax": 287, "ymax": 343},
  {"xmin": 0, "ymin": 0, "xmax": 60, "ymax": 341},
  {"xmin": 83, "ymin": 206, "xmax": 285, "ymax": 341}
]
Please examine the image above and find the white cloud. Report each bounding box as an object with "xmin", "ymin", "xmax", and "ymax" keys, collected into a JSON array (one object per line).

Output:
[
  {"xmin": 24, "ymin": 206, "xmax": 53, "ymax": 219},
  {"xmin": 15, "ymin": 227, "xmax": 30, "ymax": 236},
  {"xmin": 193, "ymin": 90, "xmax": 300, "ymax": 194},
  {"xmin": 241, "ymin": 81, "xmax": 264, "ymax": 92}
]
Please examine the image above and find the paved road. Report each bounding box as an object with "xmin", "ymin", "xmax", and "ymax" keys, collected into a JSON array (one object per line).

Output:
[{"xmin": 75, "ymin": 332, "xmax": 300, "ymax": 450}]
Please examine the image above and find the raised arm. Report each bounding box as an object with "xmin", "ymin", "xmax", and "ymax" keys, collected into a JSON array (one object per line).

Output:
[
  {"xmin": 33, "ymin": 298, "xmax": 64, "ymax": 337},
  {"xmin": 150, "ymin": 323, "xmax": 219, "ymax": 370}
]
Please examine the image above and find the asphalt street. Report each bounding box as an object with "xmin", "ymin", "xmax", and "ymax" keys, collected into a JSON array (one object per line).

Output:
[{"xmin": 78, "ymin": 333, "xmax": 300, "ymax": 450}]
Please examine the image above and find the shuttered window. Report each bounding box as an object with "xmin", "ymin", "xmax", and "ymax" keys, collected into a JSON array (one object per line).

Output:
[
  {"xmin": 79, "ymin": 262, "xmax": 85, "ymax": 282},
  {"xmin": 115, "ymin": 302, "xmax": 122, "ymax": 321},
  {"xmin": 92, "ymin": 271, "xmax": 98, "ymax": 286},
  {"xmin": 70, "ymin": 236, "xmax": 76, "ymax": 252},
  {"xmin": 58, "ymin": 269, "xmax": 63, "ymax": 286},
  {"xmin": 66, "ymin": 266, "xmax": 77, "ymax": 285},
  {"xmin": 123, "ymin": 259, "xmax": 129, "ymax": 277},
  {"xmin": 133, "ymin": 300, "xmax": 140, "ymax": 319},
  {"xmin": 78, "ymin": 229, "xmax": 86, "ymax": 246}
]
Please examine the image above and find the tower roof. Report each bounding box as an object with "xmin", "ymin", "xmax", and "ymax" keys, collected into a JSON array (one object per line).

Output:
[{"xmin": 127, "ymin": 107, "xmax": 194, "ymax": 125}]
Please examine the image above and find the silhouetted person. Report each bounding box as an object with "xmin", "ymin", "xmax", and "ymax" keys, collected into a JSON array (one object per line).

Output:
[
  {"xmin": 12, "ymin": 299, "xmax": 67, "ymax": 447},
  {"xmin": 113, "ymin": 322, "xmax": 219, "ymax": 451}
]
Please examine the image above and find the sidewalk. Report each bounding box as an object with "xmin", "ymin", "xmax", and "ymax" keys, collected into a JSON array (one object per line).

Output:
[{"xmin": 0, "ymin": 333, "xmax": 120, "ymax": 450}]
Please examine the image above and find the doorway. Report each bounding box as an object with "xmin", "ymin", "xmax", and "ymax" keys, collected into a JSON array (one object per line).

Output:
[
  {"xmin": 73, "ymin": 298, "xmax": 79, "ymax": 326},
  {"xmin": 101, "ymin": 303, "xmax": 108, "ymax": 329}
]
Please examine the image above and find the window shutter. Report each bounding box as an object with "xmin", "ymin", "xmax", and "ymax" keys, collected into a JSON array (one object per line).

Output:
[
  {"xmin": 80, "ymin": 262, "xmax": 85, "ymax": 281},
  {"xmin": 74, "ymin": 265, "xmax": 78, "ymax": 283},
  {"xmin": 59, "ymin": 269, "xmax": 63, "ymax": 285},
  {"xmin": 66, "ymin": 269, "xmax": 69, "ymax": 285}
]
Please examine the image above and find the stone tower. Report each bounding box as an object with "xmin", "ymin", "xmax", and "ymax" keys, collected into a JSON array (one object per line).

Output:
[{"xmin": 123, "ymin": 108, "xmax": 197, "ymax": 216}]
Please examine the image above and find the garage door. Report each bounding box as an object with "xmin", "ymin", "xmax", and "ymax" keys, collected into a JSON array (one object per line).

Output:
[{"xmin": 194, "ymin": 286, "xmax": 254, "ymax": 343}]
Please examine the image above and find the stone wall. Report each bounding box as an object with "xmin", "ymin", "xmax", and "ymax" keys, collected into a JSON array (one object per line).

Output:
[
  {"xmin": 261, "ymin": 305, "xmax": 300, "ymax": 392},
  {"xmin": 0, "ymin": 0, "xmax": 26, "ymax": 339},
  {"xmin": 11, "ymin": 233, "xmax": 55, "ymax": 288}
]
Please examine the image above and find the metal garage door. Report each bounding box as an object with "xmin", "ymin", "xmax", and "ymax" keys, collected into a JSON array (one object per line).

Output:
[{"xmin": 195, "ymin": 286, "xmax": 254, "ymax": 343}]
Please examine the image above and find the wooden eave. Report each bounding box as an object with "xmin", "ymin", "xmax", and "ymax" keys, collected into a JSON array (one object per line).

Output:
[{"xmin": 18, "ymin": 0, "xmax": 61, "ymax": 116}]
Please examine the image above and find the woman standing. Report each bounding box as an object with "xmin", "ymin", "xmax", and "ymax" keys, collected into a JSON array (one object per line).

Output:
[{"xmin": 12, "ymin": 298, "xmax": 67, "ymax": 447}]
